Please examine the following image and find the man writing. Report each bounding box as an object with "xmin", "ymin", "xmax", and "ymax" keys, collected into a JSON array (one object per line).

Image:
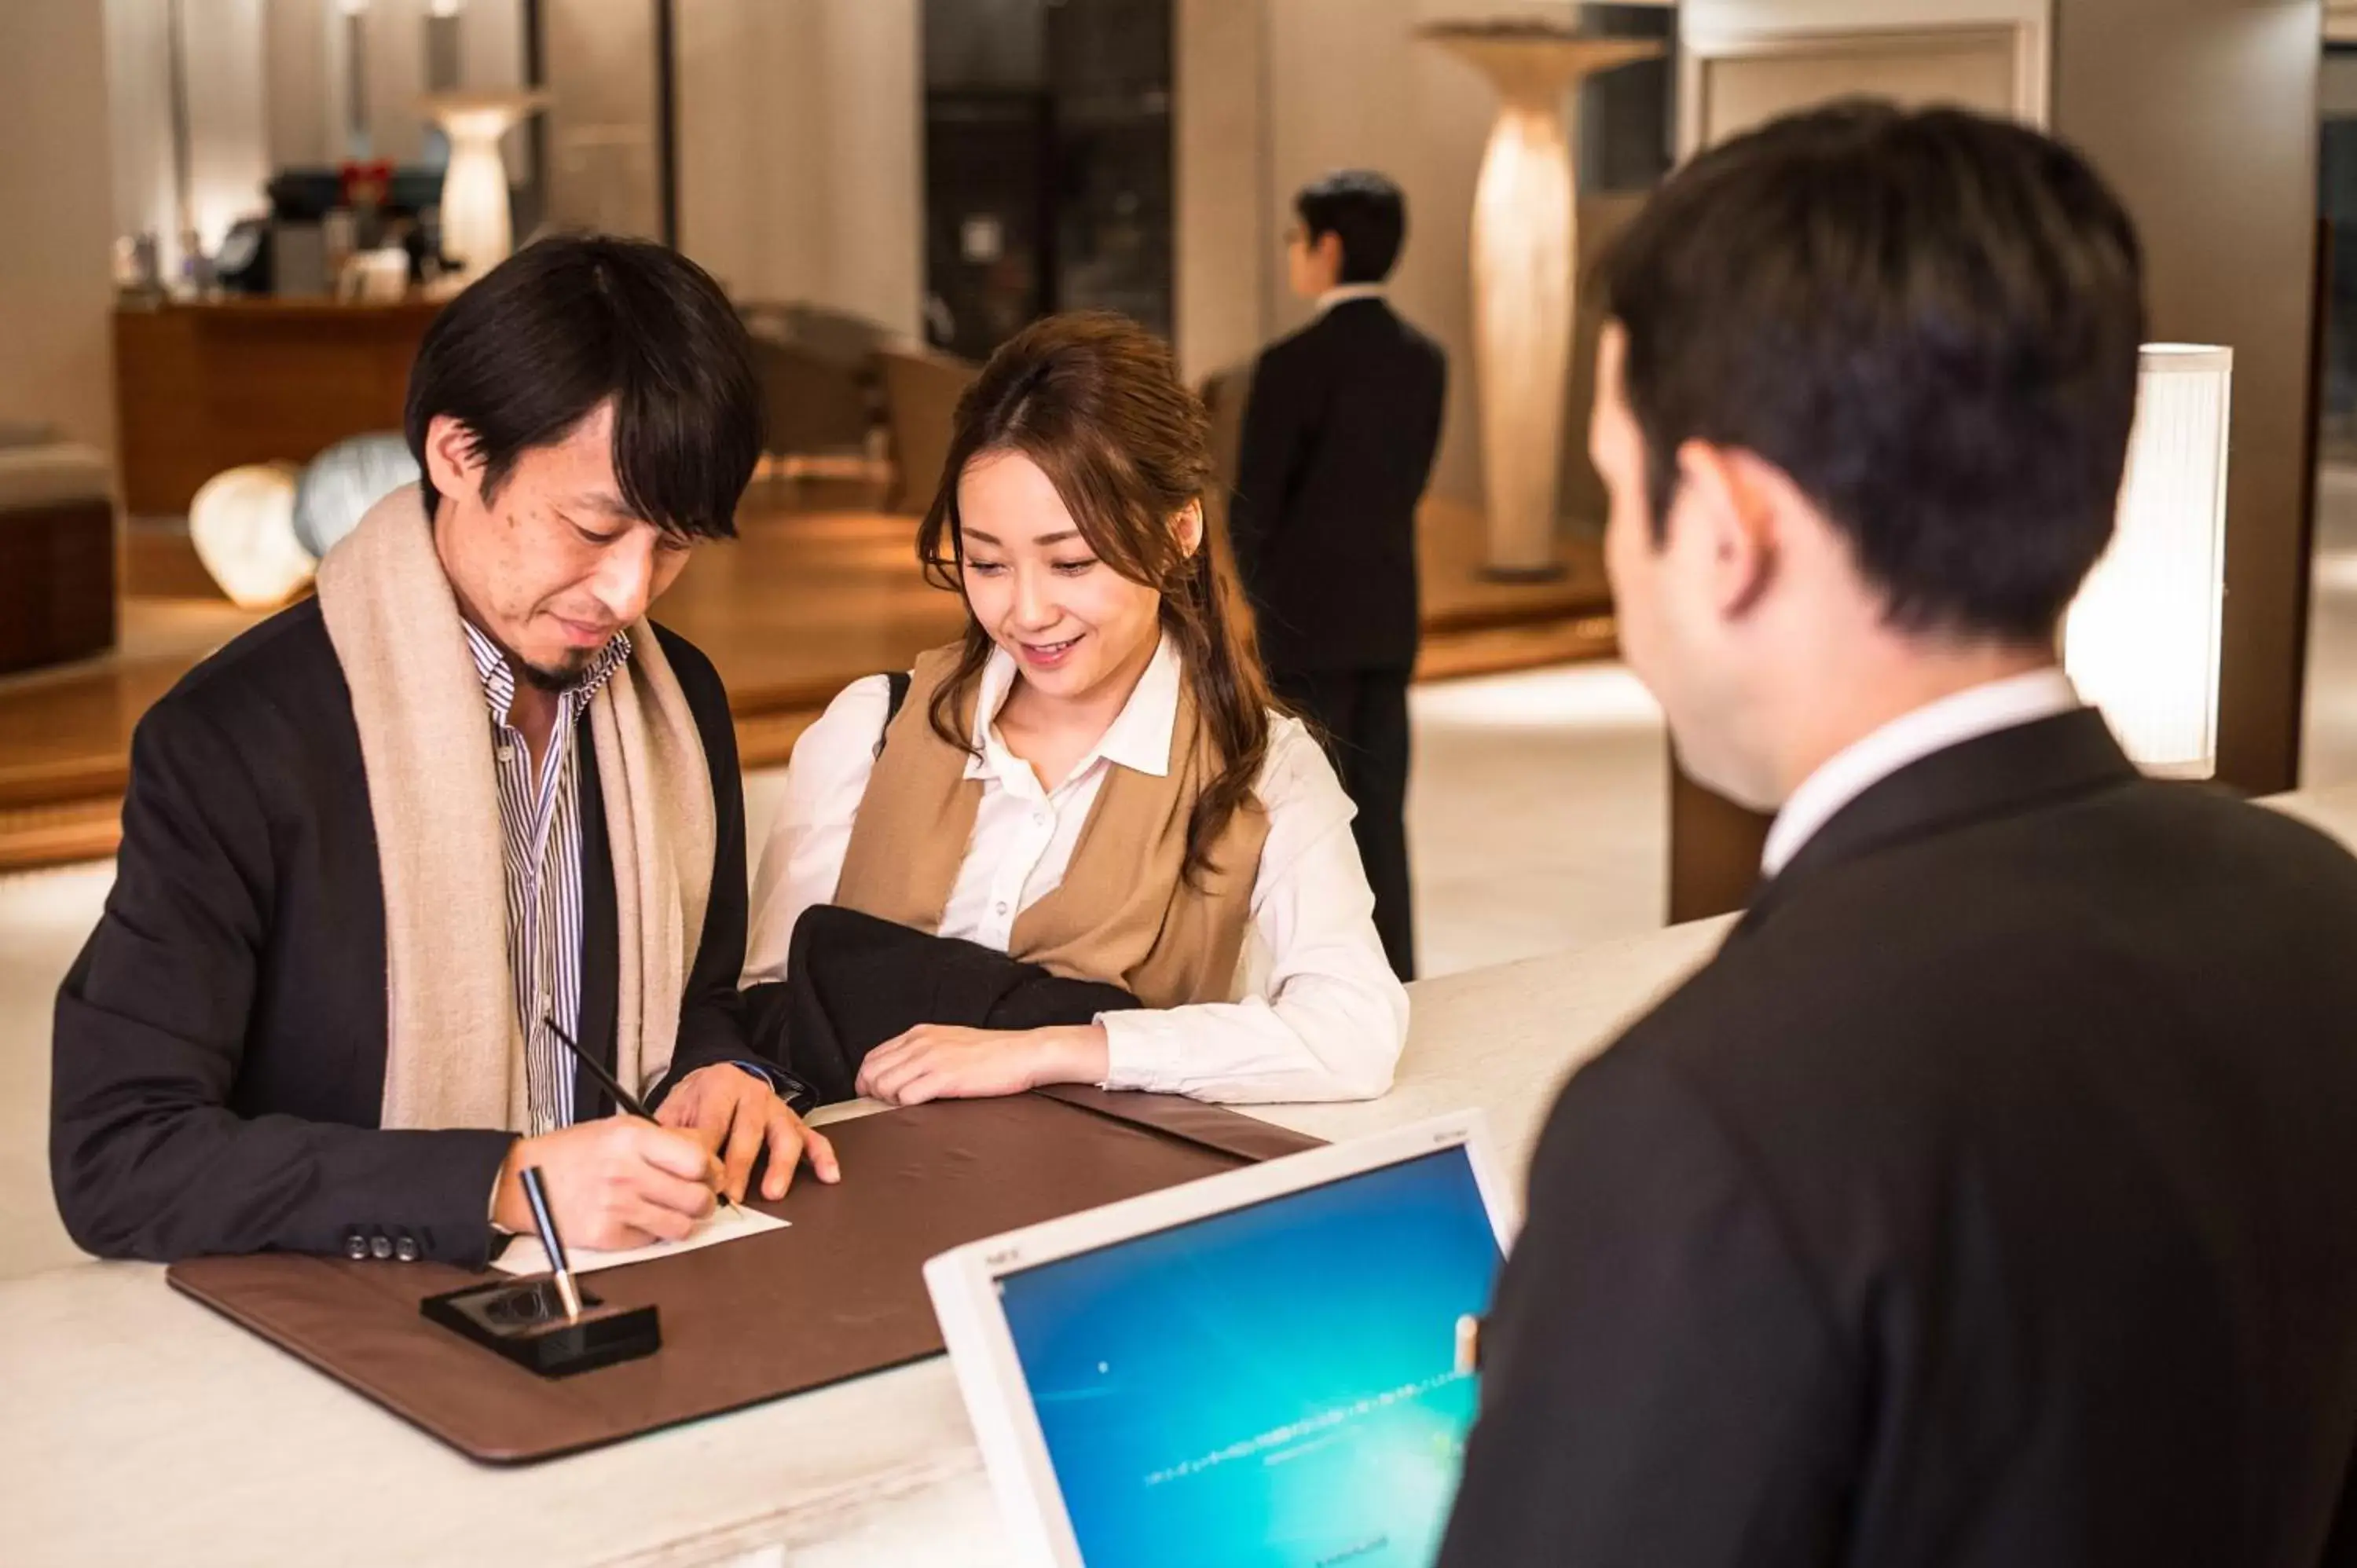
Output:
[
  {"xmin": 1442, "ymin": 104, "xmax": 2357, "ymax": 1564},
  {"xmin": 53, "ymin": 236, "xmax": 838, "ymax": 1268}
]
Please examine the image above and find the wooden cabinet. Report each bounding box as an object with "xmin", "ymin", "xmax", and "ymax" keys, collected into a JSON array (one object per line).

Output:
[{"xmin": 112, "ymin": 299, "xmax": 442, "ymax": 517}]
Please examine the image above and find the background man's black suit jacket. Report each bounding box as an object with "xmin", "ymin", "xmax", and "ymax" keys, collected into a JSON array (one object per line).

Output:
[
  {"xmin": 1441, "ymin": 710, "xmax": 2357, "ymax": 1566},
  {"xmin": 49, "ymin": 598, "xmax": 753, "ymax": 1269},
  {"xmin": 1230, "ymin": 295, "xmax": 1446, "ymax": 674}
]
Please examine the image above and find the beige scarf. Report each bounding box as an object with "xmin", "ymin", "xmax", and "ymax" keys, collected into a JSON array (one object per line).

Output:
[
  {"xmin": 316, "ymin": 485, "xmax": 715, "ymax": 1133},
  {"xmin": 834, "ymin": 644, "xmax": 1269, "ymax": 1007}
]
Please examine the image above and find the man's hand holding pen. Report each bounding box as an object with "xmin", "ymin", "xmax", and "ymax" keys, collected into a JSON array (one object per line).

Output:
[
  {"xmin": 492, "ymin": 1063, "xmax": 841, "ymax": 1251},
  {"xmin": 493, "ymin": 1118, "xmax": 723, "ymax": 1250}
]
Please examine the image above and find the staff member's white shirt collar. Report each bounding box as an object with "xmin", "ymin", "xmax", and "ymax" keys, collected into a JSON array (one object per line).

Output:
[
  {"xmin": 1314, "ymin": 282, "xmax": 1387, "ymax": 315},
  {"xmin": 1761, "ymin": 667, "xmax": 2084, "ymax": 877}
]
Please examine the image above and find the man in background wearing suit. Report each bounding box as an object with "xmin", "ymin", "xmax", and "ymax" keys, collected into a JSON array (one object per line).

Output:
[
  {"xmin": 1231, "ymin": 170, "xmax": 1446, "ymax": 981},
  {"xmin": 1441, "ymin": 103, "xmax": 2357, "ymax": 1566}
]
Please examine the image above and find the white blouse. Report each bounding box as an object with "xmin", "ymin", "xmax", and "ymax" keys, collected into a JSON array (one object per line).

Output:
[{"xmin": 742, "ymin": 637, "xmax": 1409, "ymax": 1102}]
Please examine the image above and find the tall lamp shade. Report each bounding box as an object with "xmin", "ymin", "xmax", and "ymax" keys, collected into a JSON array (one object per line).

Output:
[
  {"xmin": 2062, "ymin": 344, "xmax": 2233, "ymax": 779},
  {"xmin": 1418, "ymin": 20, "xmax": 1662, "ymax": 579},
  {"xmin": 422, "ymin": 90, "xmax": 549, "ymax": 284}
]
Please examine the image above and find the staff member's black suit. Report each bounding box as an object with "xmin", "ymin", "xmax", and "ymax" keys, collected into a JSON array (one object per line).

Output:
[
  {"xmin": 49, "ymin": 599, "xmax": 756, "ymax": 1269},
  {"xmin": 1230, "ymin": 295, "xmax": 1445, "ymax": 980},
  {"xmin": 1440, "ymin": 709, "xmax": 2357, "ymax": 1566}
]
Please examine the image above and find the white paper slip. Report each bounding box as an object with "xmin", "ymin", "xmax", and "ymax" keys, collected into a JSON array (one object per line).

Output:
[{"xmin": 493, "ymin": 1203, "xmax": 790, "ymax": 1277}]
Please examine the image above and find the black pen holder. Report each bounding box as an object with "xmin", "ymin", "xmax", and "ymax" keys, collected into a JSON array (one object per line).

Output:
[{"xmin": 420, "ymin": 1277, "xmax": 662, "ymax": 1377}]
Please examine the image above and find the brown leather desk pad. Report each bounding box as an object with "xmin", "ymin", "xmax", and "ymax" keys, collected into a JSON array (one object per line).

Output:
[{"xmin": 167, "ymin": 1090, "xmax": 1321, "ymax": 1464}]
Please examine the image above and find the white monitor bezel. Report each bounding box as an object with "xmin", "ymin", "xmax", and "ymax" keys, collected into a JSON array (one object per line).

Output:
[{"xmin": 922, "ymin": 1111, "xmax": 1519, "ymax": 1568}]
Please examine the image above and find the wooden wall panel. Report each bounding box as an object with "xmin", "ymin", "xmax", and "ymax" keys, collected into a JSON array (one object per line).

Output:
[
  {"xmin": 1666, "ymin": 0, "xmax": 2323, "ymax": 921},
  {"xmin": 2052, "ymin": 0, "xmax": 2323, "ymax": 796}
]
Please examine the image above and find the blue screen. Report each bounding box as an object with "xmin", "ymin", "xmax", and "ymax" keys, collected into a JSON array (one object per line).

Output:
[{"xmin": 996, "ymin": 1147, "xmax": 1502, "ymax": 1567}]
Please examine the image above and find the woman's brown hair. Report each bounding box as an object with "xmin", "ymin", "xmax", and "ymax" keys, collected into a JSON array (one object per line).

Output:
[{"xmin": 915, "ymin": 310, "xmax": 1278, "ymax": 887}]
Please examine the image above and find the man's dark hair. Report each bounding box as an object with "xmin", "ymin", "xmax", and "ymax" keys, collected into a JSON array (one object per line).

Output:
[
  {"xmin": 1296, "ymin": 170, "xmax": 1408, "ymax": 285},
  {"xmin": 1604, "ymin": 101, "xmax": 2146, "ymax": 643},
  {"xmin": 404, "ymin": 234, "xmax": 762, "ymax": 540}
]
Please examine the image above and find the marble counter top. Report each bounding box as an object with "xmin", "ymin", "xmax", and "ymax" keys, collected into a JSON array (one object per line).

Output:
[
  {"xmin": 10, "ymin": 779, "xmax": 2352, "ymax": 1567},
  {"xmin": 0, "ymin": 915, "xmax": 1730, "ymax": 1568}
]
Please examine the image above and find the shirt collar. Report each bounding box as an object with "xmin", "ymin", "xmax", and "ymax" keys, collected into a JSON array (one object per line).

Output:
[
  {"xmin": 574, "ymin": 631, "xmax": 631, "ymax": 704},
  {"xmin": 1314, "ymin": 282, "xmax": 1387, "ymax": 315},
  {"xmin": 1761, "ymin": 667, "xmax": 2083, "ymax": 877},
  {"xmin": 460, "ymin": 618, "xmax": 632, "ymax": 727},
  {"xmin": 966, "ymin": 632, "xmax": 1182, "ymax": 788}
]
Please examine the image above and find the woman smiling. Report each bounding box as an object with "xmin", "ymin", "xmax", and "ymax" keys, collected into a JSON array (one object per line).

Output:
[{"xmin": 742, "ymin": 311, "xmax": 1407, "ymax": 1107}]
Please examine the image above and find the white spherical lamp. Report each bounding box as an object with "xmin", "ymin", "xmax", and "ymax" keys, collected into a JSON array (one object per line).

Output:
[
  {"xmin": 294, "ymin": 433, "xmax": 420, "ymax": 559},
  {"xmin": 189, "ymin": 463, "xmax": 313, "ymax": 610}
]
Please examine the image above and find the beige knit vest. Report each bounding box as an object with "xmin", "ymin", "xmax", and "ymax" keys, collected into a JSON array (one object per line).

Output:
[{"xmin": 833, "ymin": 646, "xmax": 1268, "ymax": 1006}]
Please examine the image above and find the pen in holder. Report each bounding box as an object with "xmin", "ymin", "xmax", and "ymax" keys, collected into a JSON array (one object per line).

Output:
[
  {"xmin": 419, "ymin": 1163, "xmax": 662, "ymax": 1377},
  {"xmin": 521, "ymin": 1164, "xmax": 585, "ymax": 1321}
]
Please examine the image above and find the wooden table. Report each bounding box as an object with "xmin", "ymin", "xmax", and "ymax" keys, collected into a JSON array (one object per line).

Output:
[{"xmin": 10, "ymin": 784, "xmax": 2346, "ymax": 1566}]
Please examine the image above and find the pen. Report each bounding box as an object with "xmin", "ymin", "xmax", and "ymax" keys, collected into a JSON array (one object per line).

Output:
[
  {"xmin": 542, "ymin": 1016, "xmax": 734, "ymax": 1209},
  {"xmin": 519, "ymin": 1163, "xmax": 583, "ymax": 1323}
]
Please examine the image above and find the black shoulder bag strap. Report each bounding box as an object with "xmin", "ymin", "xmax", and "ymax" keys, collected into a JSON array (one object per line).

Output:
[{"xmin": 874, "ymin": 670, "xmax": 913, "ymax": 759}]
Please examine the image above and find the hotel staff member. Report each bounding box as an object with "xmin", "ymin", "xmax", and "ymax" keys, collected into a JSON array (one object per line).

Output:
[
  {"xmin": 1442, "ymin": 104, "xmax": 2357, "ymax": 1566},
  {"xmin": 1230, "ymin": 170, "xmax": 1446, "ymax": 982},
  {"xmin": 51, "ymin": 237, "xmax": 838, "ymax": 1269}
]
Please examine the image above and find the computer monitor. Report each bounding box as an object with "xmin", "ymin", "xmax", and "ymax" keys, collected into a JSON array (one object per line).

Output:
[{"xmin": 925, "ymin": 1114, "xmax": 1517, "ymax": 1567}]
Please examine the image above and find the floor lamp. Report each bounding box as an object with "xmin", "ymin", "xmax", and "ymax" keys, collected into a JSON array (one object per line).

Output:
[
  {"xmin": 2063, "ymin": 345, "xmax": 2234, "ymax": 779},
  {"xmin": 423, "ymin": 90, "xmax": 552, "ymax": 284},
  {"xmin": 1420, "ymin": 20, "xmax": 1660, "ymax": 580}
]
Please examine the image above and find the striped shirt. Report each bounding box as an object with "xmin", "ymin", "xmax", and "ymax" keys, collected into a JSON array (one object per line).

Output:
[{"xmin": 462, "ymin": 621, "xmax": 630, "ymax": 1135}]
